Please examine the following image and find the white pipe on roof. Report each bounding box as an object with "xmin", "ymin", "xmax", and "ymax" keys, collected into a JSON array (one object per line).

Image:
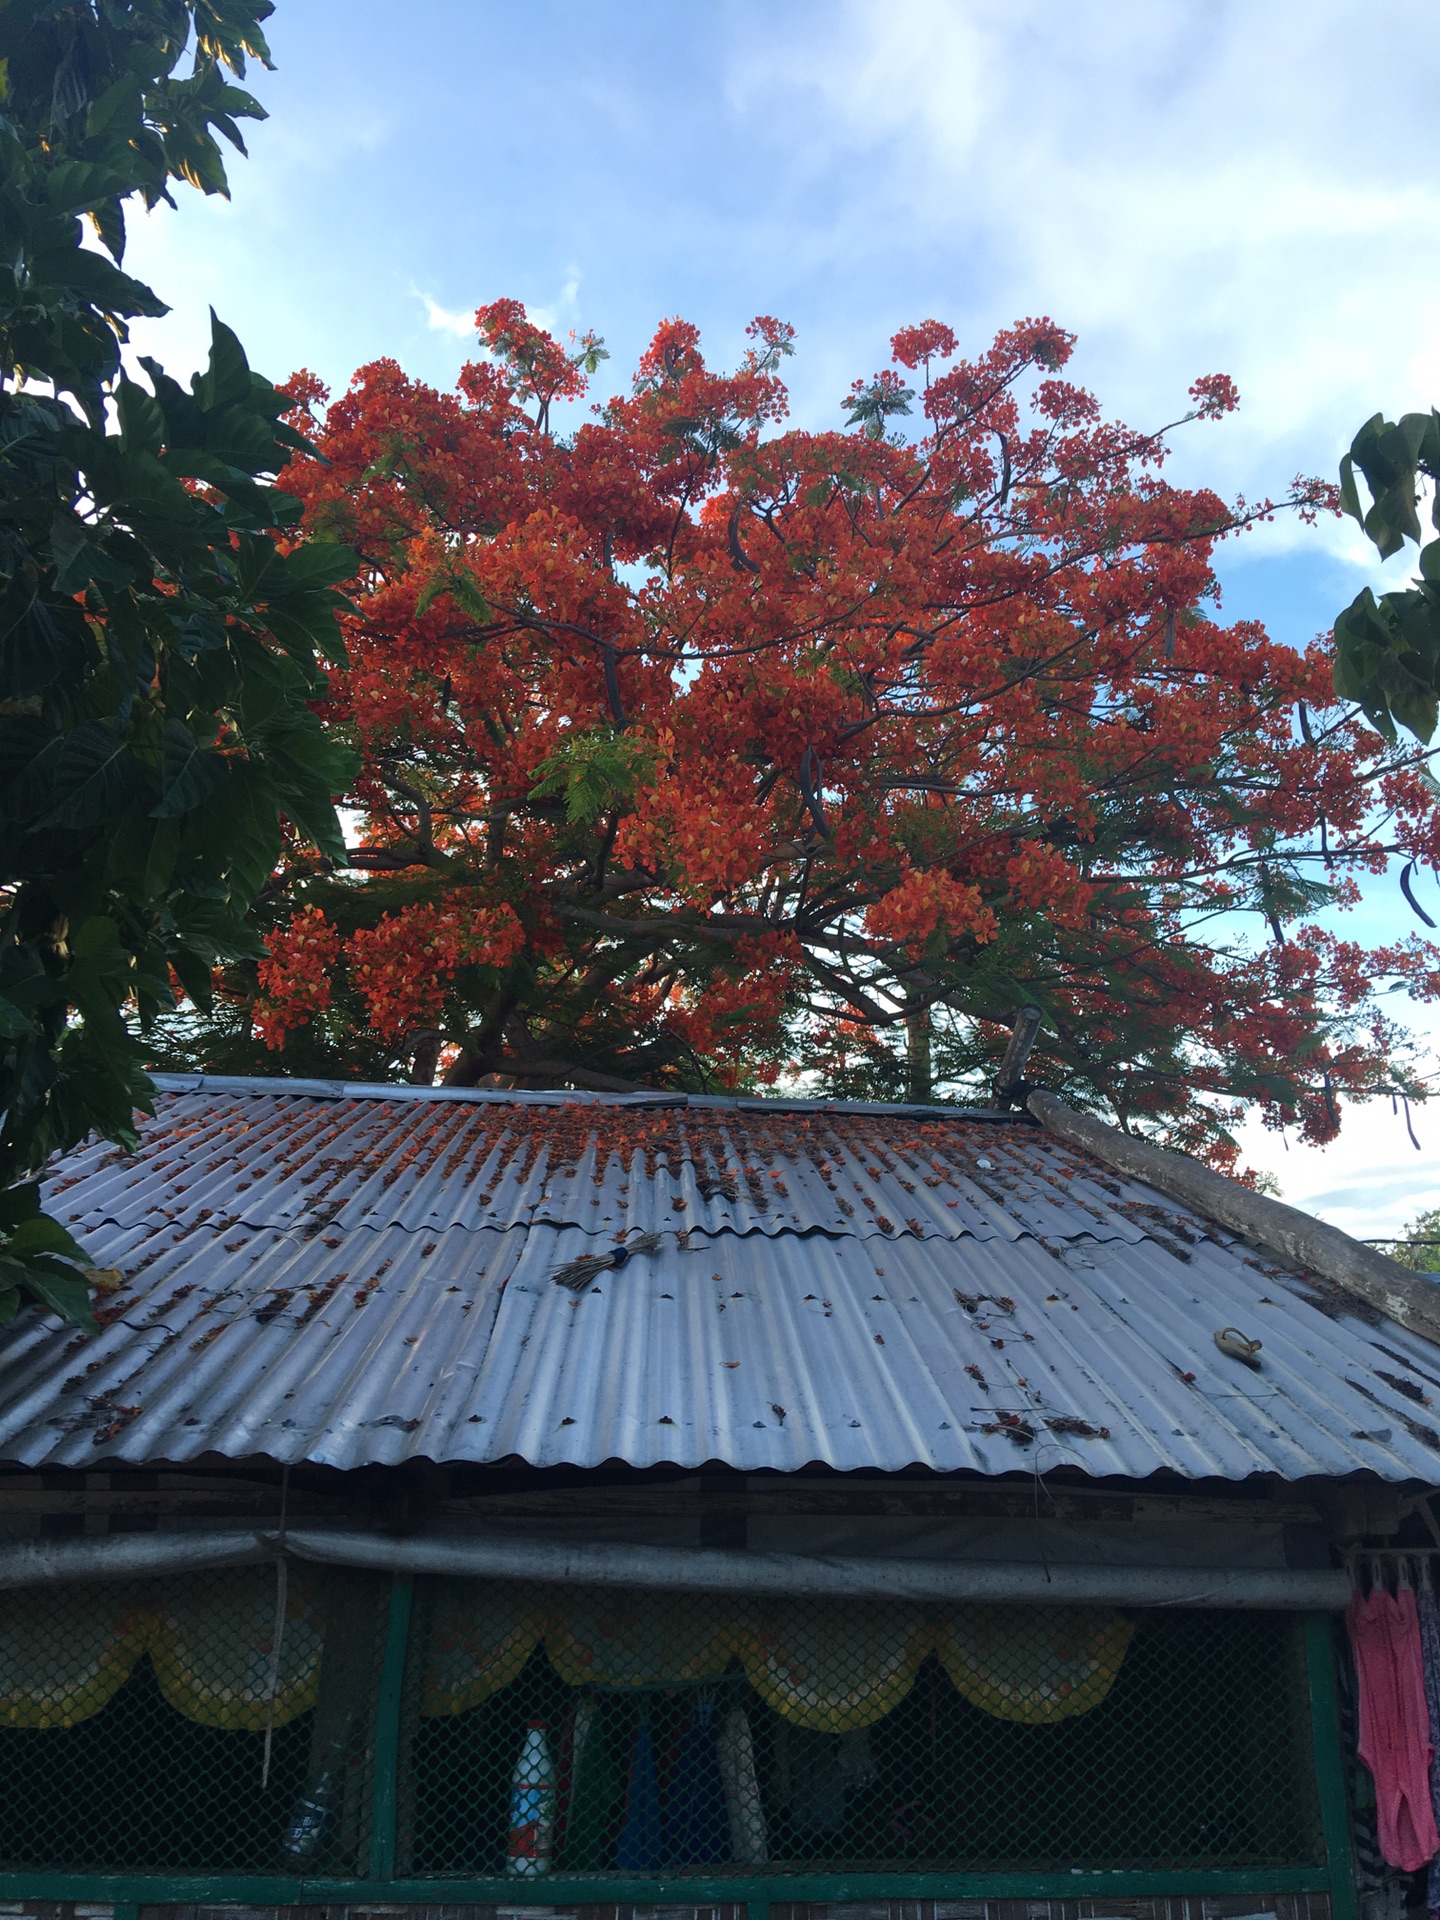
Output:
[
  {"xmin": 0, "ymin": 1529, "xmax": 271, "ymax": 1588},
  {"xmin": 0, "ymin": 1525, "xmax": 1351, "ymax": 1609}
]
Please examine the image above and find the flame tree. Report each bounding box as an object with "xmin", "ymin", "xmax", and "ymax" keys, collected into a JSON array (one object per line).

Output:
[{"xmin": 164, "ymin": 302, "xmax": 1440, "ymax": 1162}]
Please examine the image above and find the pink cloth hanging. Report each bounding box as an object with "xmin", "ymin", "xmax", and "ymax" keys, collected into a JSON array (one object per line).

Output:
[{"xmin": 1348, "ymin": 1582, "xmax": 1440, "ymax": 1871}]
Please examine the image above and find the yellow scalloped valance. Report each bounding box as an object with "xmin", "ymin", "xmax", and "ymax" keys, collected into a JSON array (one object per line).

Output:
[
  {"xmin": 739, "ymin": 1598, "xmax": 934, "ymax": 1732},
  {"xmin": 935, "ymin": 1604, "xmax": 1137, "ymax": 1724},
  {"xmin": 0, "ymin": 1572, "xmax": 1135, "ymax": 1735},
  {"xmin": 419, "ymin": 1582, "xmax": 1135, "ymax": 1731},
  {"xmin": 0, "ymin": 1567, "xmax": 325, "ymax": 1732}
]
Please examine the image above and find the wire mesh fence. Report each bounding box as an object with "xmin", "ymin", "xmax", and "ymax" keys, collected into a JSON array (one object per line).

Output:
[
  {"xmin": 0, "ymin": 1570, "xmax": 1324, "ymax": 1880},
  {"xmin": 401, "ymin": 1583, "xmax": 1322, "ymax": 1878},
  {"xmin": 0, "ymin": 1565, "xmax": 385, "ymax": 1874}
]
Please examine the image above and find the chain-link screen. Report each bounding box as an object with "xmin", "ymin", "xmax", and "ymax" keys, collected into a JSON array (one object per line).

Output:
[
  {"xmin": 0, "ymin": 1569, "xmax": 1323, "ymax": 1881},
  {"xmin": 401, "ymin": 1582, "xmax": 1324, "ymax": 1879},
  {"xmin": 0, "ymin": 1564, "xmax": 385, "ymax": 1874}
]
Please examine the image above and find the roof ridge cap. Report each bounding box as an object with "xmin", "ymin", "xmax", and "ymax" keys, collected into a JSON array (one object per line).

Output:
[{"xmin": 147, "ymin": 1072, "xmax": 1027, "ymax": 1122}]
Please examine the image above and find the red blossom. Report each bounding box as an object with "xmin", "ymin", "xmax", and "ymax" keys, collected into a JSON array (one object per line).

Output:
[
  {"xmin": 228, "ymin": 302, "xmax": 1440, "ymax": 1155},
  {"xmin": 254, "ymin": 908, "xmax": 341, "ymax": 1049}
]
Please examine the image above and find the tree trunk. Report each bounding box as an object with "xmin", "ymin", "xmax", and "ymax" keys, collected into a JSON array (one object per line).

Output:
[
  {"xmin": 905, "ymin": 1009, "xmax": 931, "ymax": 1104},
  {"xmin": 407, "ymin": 1032, "xmax": 442, "ymax": 1085}
]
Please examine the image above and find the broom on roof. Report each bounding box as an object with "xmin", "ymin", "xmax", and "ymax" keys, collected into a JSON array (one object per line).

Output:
[{"xmin": 551, "ymin": 1230, "xmax": 666, "ymax": 1291}]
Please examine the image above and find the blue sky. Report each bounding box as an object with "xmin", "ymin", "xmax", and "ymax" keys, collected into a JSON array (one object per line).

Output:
[{"xmin": 126, "ymin": 0, "xmax": 1440, "ymax": 1232}]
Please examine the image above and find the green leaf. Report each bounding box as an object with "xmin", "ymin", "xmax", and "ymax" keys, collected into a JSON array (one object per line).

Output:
[
  {"xmin": 0, "ymin": 0, "xmax": 320, "ymax": 1203},
  {"xmin": 6, "ymin": 1214, "xmax": 86, "ymax": 1265},
  {"xmin": 153, "ymin": 717, "xmax": 230, "ymax": 818},
  {"xmin": 229, "ymin": 531, "xmax": 283, "ymax": 603},
  {"xmin": 191, "ymin": 762, "xmax": 282, "ymax": 905},
  {"xmin": 192, "ymin": 310, "xmax": 251, "ymax": 410},
  {"xmin": 1340, "ymin": 411, "xmax": 1440, "ymax": 562},
  {"xmin": 136, "ymin": 356, "xmax": 207, "ymax": 448},
  {"xmin": 170, "ymin": 896, "xmax": 265, "ymax": 964},
  {"xmin": 269, "ymin": 746, "xmax": 348, "ymax": 861},
  {"xmin": 116, "ymin": 376, "xmax": 165, "ymax": 455},
  {"xmin": 1338, "ymin": 452, "xmax": 1364, "ymax": 527},
  {"xmin": 65, "ymin": 917, "xmax": 135, "ymax": 1026},
  {"xmin": 449, "ymin": 570, "xmax": 491, "ymax": 623},
  {"xmin": 19, "ymin": 1265, "xmax": 99, "ymax": 1334},
  {"xmin": 0, "ymin": 1184, "xmax": 42, "ymax": 1231},
  {"xmin": 45, "ymin": 159, "xmax": 132, "ymax": 214},
  {"xmin": 0, "ymin": 583, "xmax": 86, "ymax": 697},
  {"xmin": 49, "ymin": 509, "xmax": 131, "ymax": 593},
  {"xmin": 272, "ymin": 542, "xmax": 357, "ymax": 592},
  {"xmin": 142, "ymin": 816, "xmax": 182, "ymax": 902},
  {"xmin": 48, "ymin": 511, "xmax": 94, "ymax": 596},
  {"xmin": 0, "ymin": 998, "xmax": 31, "ymax": 1040},
  {"xmin": 1332, "ymin": 583, "xmax": 1440, "ymax": 743},
  {"xmin": 267, "ymin": 714, "xmax": 357, "ymax": 789},
  {"xmin": 167, "ymin": 944, "xmax": 216, "ymax": 1010},
  {"xmin": 23, "ymin": 723, "xmax": 144, "ymax": 831},
  {"xmin": 529, "ymin": 729, "xmax": 659, "ymax": 824},
  {"xmin": 91, "ymin": 194, "xmax": 127, "ymax": 264}
]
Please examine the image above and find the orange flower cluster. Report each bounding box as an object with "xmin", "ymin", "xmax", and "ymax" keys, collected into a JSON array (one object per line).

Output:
[
  {"xmin": 348, "ymin": 902, "xmax": 526, "ymax": 1042},
  {"xmin": 665, "ymin": 935, "xmax": 800, "ymax": 1085},
  {"xmin": 237, "ymin": 303, "xmax": 1440, "ymax": 1150},
  {"xmin": 865, "ymin": 872, "xmax": 998, "ymax": 949},
  {"xmin": 253, "ymin": 908, "xmax": 341, "ymax": 1050}
]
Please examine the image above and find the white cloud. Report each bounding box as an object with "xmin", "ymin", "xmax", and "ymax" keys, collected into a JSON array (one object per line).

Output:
[
  {"xmin": 413, "ymin": 272, "xmax": 582, "ymax": 352},
  {"xmin": 416, "ymin": 291, "xmax": 475, "ymax": 339},
  {"xmin": 724, "ymin": 0, "xmax": 1440, "ymax": 1216},
  {"xmin": 1236, "ymin": 1096, "xmax": 1440, "ymax": 1243},
  {"xmin": 525, "ymin": 268, "xmax": 584, "ymax": 342},
  {"xmin": 729, "ymin": 0, "xmax": 1440, "ymax": 533}
]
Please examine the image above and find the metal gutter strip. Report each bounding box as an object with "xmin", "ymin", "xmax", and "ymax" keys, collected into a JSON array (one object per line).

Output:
[
  {"xmin": 1027, "ymin": 1089, "xmax": 1440, "ymax": 1349},
  {"xmin": 0, "ymin": 1526, "xmax": 1352, "ymax": 1609}
]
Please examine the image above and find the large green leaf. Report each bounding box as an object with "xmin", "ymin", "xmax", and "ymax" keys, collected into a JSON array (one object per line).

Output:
[
  {"xmin": 0, "ymin": 0, "xmax": 360, "ymax": 1340},
  {"xmin": 273, "ymin": 541, "xmax": 358, "ymax": 592},
  {"xmin": 170, "ymin": 895, "xmax": 266, "ymax": 963},
  {"xmin": 270, "ymin": 744, "xmax": 348, "ymax": 862},
  {"xmin": 28, "ymin": 722, "xmax": 145, "ymax": 829},
  {"xmin": 0, "ymin": 1185, "xmax": 42, "ymax": 1232},
  {"xmin": 1334, "ymin": 412, "xmax": 1440, "ymax": 742},
  {"xmin": 16, "ymin": 1263, "xmax": 99, "ymax": 1334},
  {"xmin": 153, "ymin": 717, "xmax": 230, "ymax": 817},
  {"xmin": 192, "ymin": 311, "xmax": 252, "ymax": 410},
  {"xmin": 191, "ymin": 761, "xmax": 283, "ymax": 904},
  {"xmin": 0, "ymin": 1000, "xmax": 31, "ymax": 1041},
  {"xmin": 0, "ymin": 587, "xmax": 87, "ymax": 698},
  {"xmin": 50, "ymin": 508, "xmax": 134, "ymax": 593},
  {"xmin": 115, "ymin": 377, "xmax": 166, "ymax": 456},
  {"xmin": 5, "ymin": 1214, "xmax": 87, "ymax": 1265}
]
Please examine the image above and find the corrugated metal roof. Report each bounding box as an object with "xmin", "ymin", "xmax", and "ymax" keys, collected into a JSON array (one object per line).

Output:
[
  {"xmin": 5, "ymin": 1075, "xmax": 1438, "ymax": 1482},
  {"xmin": 48, "ymin": 1078, "xmax": 1173, "ymax": 1246}
]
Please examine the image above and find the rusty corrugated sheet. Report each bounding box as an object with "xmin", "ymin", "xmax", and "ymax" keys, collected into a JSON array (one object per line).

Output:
[
  {"xmin": 50, "ymin": 1077, "xmax": 1175, "ymax": 1244},
  {"xmin": 5, "ymin": 1075, "xmax": 1436, "ymax": 1481}
]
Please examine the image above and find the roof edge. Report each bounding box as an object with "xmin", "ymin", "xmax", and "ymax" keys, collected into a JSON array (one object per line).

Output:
[
  {"xmin": 147, "ymin": 1072, "xmax": 1028, "ymax": 1123},
  {"xmin": 1028, "ymin": 1088, "xmax": 1440, "ymax": 1346}
]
